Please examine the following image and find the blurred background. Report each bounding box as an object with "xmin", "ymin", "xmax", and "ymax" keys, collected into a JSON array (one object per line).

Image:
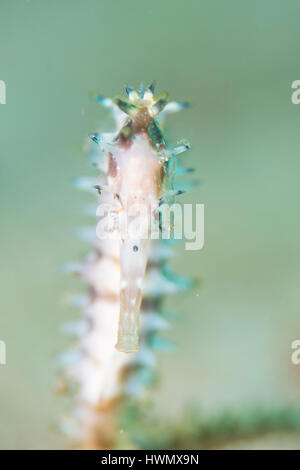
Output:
[{"xmin": 1, "ymin": 0, "xmax": 300, "ymax": 449}]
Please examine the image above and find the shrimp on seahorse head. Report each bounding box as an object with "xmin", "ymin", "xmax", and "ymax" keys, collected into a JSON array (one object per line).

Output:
[{"xmin": 90, "ymin": 83, "xmax": 190, "ymax": 353}]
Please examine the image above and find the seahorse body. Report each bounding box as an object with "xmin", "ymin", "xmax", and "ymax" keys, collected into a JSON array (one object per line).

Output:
[{"xmin": 61, "ymin": 83, "xmax": 192, "ymax": 449}]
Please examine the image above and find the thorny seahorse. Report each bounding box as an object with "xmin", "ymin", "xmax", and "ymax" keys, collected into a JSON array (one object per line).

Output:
[{"xmin": 60, "ymin": 83, "xmax": 194, "ymax": 449}]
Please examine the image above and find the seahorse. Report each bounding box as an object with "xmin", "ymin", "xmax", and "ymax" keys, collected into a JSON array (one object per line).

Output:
[{"xmin": 60, "ymin": 83, "xmax": 193, "ymax": 449}]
